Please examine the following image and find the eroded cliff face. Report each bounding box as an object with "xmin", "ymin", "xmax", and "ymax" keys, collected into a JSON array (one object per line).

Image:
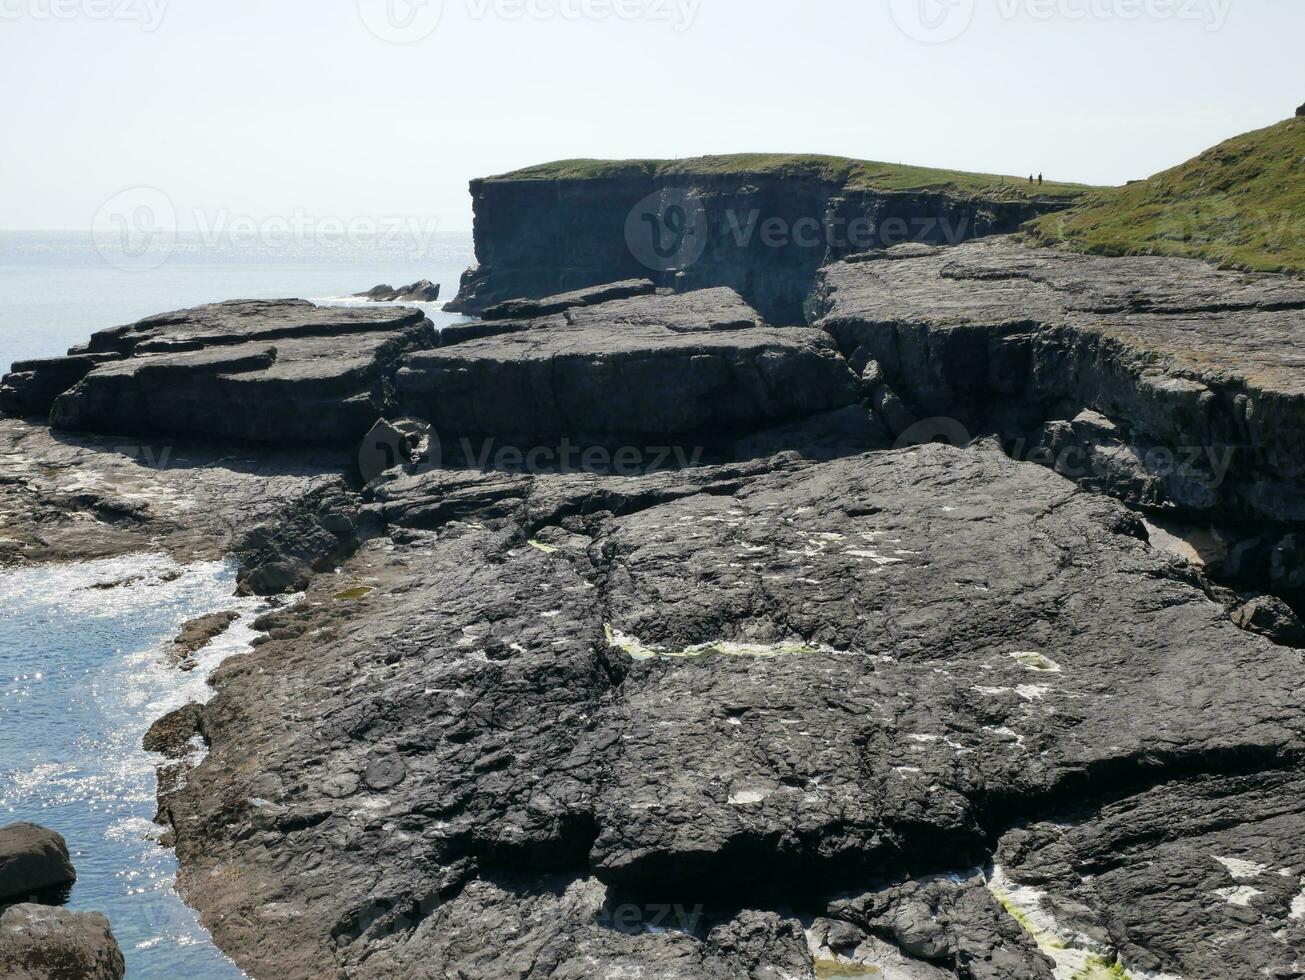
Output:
[{"xmin": 448, "ymin": 173, "xmax": 1067, "ymax": 323}]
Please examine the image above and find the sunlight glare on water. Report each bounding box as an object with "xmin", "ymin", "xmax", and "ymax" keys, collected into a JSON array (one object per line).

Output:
[{"xmin": 0, "ymin": 553, "xmax": 284, "ymax": 979}]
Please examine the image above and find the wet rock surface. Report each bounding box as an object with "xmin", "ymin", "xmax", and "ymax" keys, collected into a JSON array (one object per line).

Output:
[
  {"xmin": 0, "ymin": 419, "xmax": 348, "ymax": 568},
  {"xmin": 154, "ymin": 444, "xmax": 1305, "ymax": 979},
  {"xmin": 169, "ymin": 610, "xmax": 241, "ymax": 663},
  {"xmin": 0, "ymin": 904, "xmax": 125, "ymax": 980},
  {"xmin": 2, "ymin": 300, "xmax": 434, "ymax": 445},
  {"xmin": 0, "ymin": 824, "xmax": 76, "ymax": 903}
]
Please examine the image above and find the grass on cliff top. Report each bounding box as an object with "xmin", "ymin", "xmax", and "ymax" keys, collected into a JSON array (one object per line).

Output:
[
  {"xmin": 490, "ymin": 153, "xmax": 1093, "ymax": 201},
  {"xmin": 1025, "ymin": 116, "xmax": 1305, "ymax": 275}
]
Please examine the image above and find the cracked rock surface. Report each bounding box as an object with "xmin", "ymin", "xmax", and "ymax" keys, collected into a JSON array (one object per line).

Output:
[
  {"xmin": 155, "ymin": 444, "xmax": 1305, "ymax": 979},
  {"xmin": 0, "ymin": 418, "xmax": 348, "ymax": 567},
  {"xmin": 397, "ymin": 288, "xmax": 862, "ymax": 448},
  {"xmin": 812, "ymin": 237, "xmax": 1305, "ymax": 524},
  {"xmin": 1, "ymin": 300, "xmax": 434, "ymax": 445}
]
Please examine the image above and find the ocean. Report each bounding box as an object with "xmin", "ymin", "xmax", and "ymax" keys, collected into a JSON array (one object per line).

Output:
[
  {"xmin": 0, "ymin": 231, "xmax": 475, "ymax": 978},
  {"xmin": 0, "ymin": 230, "xmax": 475, "ymax": 367}
]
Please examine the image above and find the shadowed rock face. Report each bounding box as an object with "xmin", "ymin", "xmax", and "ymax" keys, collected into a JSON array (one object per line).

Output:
[
  {"xmin": 0, "ymin": 823, "xmax": 76, "ymax": 903},
  {"xmin": 812, "ymin": 238, "xmax": 1305, "ymax": 523},
  {"xmin": 398, "ymin": 288, "xmax": 863, "ymax": 448},
  {"xmin": 447, "ymin": 175, "xmax": 1068, "ymax": 323},
  {"xmin": 153, "ymin": 444, "xmax": 1305, "ymax": 979},
  {"xmin": 1, "ymin": 300, "xmax": 435, "ymax": 445}
]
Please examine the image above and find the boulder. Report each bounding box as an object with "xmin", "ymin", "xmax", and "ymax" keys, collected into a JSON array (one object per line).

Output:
[
  {"xmin": 1231, "ymin": 595, "xmax": 1305, "ymax": 647},
  {"xmin": 0, "ymin": 904, "xmax": 125, "ymax": 980},
  {"xmin": 1297, "ymin": 102, "xmax": 1305, "ymax": 118},
  {"xmin": 354, "ymin": 280, "xmax": 441, "ymax": 303},
  {"xmin": 168, "ymin": 611, "xmax": 240, "ymax": 664},
  {"xmin": 397, "ymin": 287, "xmax": 862, "ymax": 450},
  {"xmin": 2, "ymin": 300, "xmax": 436, "ymax": 446},
  {"xmin": 0, "ymin": 824, "xmax": 75, "ymax": 903},
  {"xmin": 143, "ymin": 703, "xmax": 205, "ymax": 759}
]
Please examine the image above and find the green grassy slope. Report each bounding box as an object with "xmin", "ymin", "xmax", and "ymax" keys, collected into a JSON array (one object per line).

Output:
[
  {"xmin": 489, "ymin": 153, "xmax": 1093, "ymax": 202},
  {"xmin": 1026, "ymin": 117, "xmax": 1305, "ymax": 274}
]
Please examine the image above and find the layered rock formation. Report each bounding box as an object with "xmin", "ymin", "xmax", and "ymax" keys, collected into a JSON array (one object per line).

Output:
[
  {"xmin": 447, "ymin": 159, "xmax": 1080, "ymax": 323},
  {"xmin": 1, "ymin": 300, "xmax": 434, "ymax": 445},
  {"xmin": 6, "ymin": 222, "xmax": 1305, "ymax": 977},
  {"xmin": 812, "ymin": 237, "xmax": 1305, "ymax": 603},
  {"xmin": 398, "ymin": 288, "xmax": 862, "ymax": 450}
]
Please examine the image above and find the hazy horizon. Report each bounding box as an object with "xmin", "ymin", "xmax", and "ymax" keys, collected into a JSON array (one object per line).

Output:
[{"xmin": 3, "ymin": 0, "xmax": 1301, "ymax": 233}]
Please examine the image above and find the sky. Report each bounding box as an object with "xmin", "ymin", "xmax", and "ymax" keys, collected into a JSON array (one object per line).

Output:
[{"xmin": 1, "ymin": 0, "xmax": 1302, "ymax": 232}]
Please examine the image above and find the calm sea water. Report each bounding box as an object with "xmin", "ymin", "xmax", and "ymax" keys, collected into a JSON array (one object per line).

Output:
[
  {"xmin": 0, "ymin": 232, "xmax": 474, "ymax": 978},
  {"xmin": 0, "ymin": 230, "xmax": 475, "ymax": 367}
]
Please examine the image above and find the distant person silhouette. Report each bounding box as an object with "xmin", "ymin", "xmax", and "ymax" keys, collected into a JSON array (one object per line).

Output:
[{"xmin": 1038, "ymin": 173, "xmax": 1044, "ymax": 185}]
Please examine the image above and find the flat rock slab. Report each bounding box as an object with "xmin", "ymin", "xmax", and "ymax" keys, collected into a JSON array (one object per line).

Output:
[
  {"xmin": 157, "ymin": 445, "xmax": 1305, "ymax": 979},
  {"xmin": 812, "ymin": 237, "xmax": 1305, "ymax": 522},
  {"xmin": 398, "ymin": 287, "xmax": 861, "ymax": 446},
  {"xmin": 0, "ymin": 904, "xmax": 124, "ymax": 980},
  {"xmin": 0, "ymin": 419, "xmax": 347, "ymax": 567},
  {"xmin": 2, "ymin": 300, "xmax": 434, "ymax": 445},
  {"xmin": 0, "ymin": 823, "xmax": 75, "ymax": 902}
]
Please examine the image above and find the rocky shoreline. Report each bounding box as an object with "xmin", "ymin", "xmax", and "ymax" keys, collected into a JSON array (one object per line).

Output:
[{"xmin": 4, "ymin": 200, "xmax": 1305, "ymax": 976}]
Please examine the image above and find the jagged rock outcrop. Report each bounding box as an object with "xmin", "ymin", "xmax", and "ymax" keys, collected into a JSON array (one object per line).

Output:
[
  {"xmin": 447, "ymin": 164, "xmax": 1076, "ymax": 323},
  {"xmin": 1, "ymin": 300, "xmax": 435, "ymax": 445},
  {"xmin": 0, "ymin": 904, "xmax": 125, "ymax": 980},
  {"xmin": 154, "ymin": 443, "xmax": 1305, "ymax": 979},
  {"xmin": 355, "ymin": 280, "xmax": 441, "ymax": 303},
  {"xmin": 232, "ymin": 477, "xmax": 366, "ymax": 595},
  {"xmin": 399, "ymin": 287, "xmax": 864, "ymax": 451},
  {"xmin": 811, "ymin": 237, "xmax": 1305, "ymax": 527},
  {"xmin": 0, "ymin": 824, "xmax": 75, "ymax": 903}
]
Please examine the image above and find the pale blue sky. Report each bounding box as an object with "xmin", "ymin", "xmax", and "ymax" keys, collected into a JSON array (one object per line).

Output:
[{"xmin": 2, "ymin": 0, "xmax": 1301, "ymax": 231}]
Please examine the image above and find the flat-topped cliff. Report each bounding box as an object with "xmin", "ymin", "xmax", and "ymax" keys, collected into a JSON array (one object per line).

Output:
[{"xmin": 447, "ymin": 154, "xmax": 1091, "ymax": 323}]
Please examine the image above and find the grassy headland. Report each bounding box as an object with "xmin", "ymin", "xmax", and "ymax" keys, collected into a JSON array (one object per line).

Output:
[
  {"xmin": 489, "ymin": 153, "xmax": 1094, "ymax": 202},
  {"xmin": 1026, "ymin": 116, "xmax": 1305, "ymax": 275}
]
